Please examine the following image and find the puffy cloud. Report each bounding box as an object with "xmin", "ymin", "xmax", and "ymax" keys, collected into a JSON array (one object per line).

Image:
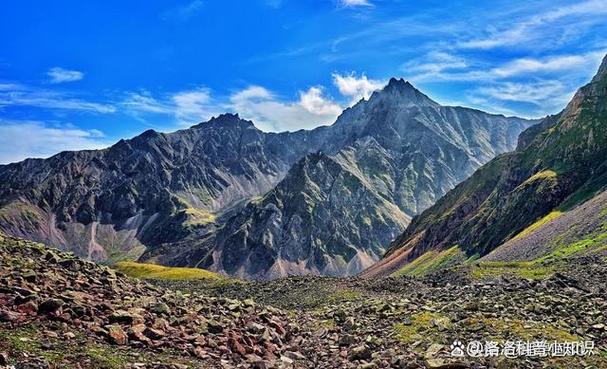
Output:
[
  {"xmin": 299, "ymin": 87, "xmax": 343, "ymax": 116},
  {"xmin": 172, "ymin": 88, "xmax": 217, "ymax": 124},
  {"xmin": 229, "ymin": 85, "xmax": 342, "ymax": 131},
  {"xmin": 47, "ymin": 67, "xmax": 84, "ymax": 84},
  {"xmin": 332, "ymin": 73, "xmax": 383, "ymax": 104}
]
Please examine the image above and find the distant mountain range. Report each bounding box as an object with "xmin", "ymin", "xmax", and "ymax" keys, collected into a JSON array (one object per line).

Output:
[
  {"xmin": 363, "ymin": 54, "xmax": 607, "ymax": 278},
  {"xmin": 0, "ymin": 78, "xmax": 533, "ymax": 278}
]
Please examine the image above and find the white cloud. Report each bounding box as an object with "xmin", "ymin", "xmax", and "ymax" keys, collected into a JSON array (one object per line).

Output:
[
  {"xmin": 457, "ymin": 0, "xmax": 607, "ymax": 50},
  {"xmin": 475, "ymin": 80, "xmax": 572, "ymax": 105},
  {"xmin": 463, "ymin": 95, "xmax": 522, "ymax": 117},
  {"xmin": 299, "ymin": 87, "xmax": 343, "ymax": 116},
  {"xmin": 341, "ymin": 0, "xmax": 372, "ymax": 7},
  {"xmin": 402, "ymin": 51, "xmax": 468, "ymax": 80},
  {"xmin": 0, "ymin": 83, "xmax": 25, "ymax": 91},
  {"xmin": 122, "ymin": 91, "xmax": 172, "ymax": 114},
  {"xmin": 490, "ymin": 53, "xmax": 604, "ymax": 78},
  {"xmin": 332, "ymin": 73, "xmax": 384, "ymax": 104},
  {"xmin": 229, "ymin": 85, "xmax": 342, "ymax": 131},
  {"xmin": 407, "ymin": 51, "xmax": 605, "ymax": 83},
  {"xmin": 47, "ymin": 67, "xmax": 84, "ymax": 84},
  {"xmin": 0, "ymin": 120, "xmax": 110, "ymax": 164},
  {"xmin": 121, "ymin": 87, "xmax": 218, "ymax": 126},
  {"xmin": 466, "ymin": 80, "xmax": 578, "ymax": 118},
  {"xmin": 0, "ymin": 87, "xmax": 115, "ymax": 113},
  {"xmin": 173, "ymin": 88, "xmax": 218, "ymax": 124},
  {"xmin": 120, "ymin": 75, "xmax": 387, "ymax": 131}
]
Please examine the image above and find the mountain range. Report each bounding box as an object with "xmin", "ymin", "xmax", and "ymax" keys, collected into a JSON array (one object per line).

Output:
[
  {"xmin": 0, "ymin": 79, "xmax": 533, "ymax": 278},
  {"xmin": 363, "ymin": 54, "xmax": 607, "ymax": 278}
]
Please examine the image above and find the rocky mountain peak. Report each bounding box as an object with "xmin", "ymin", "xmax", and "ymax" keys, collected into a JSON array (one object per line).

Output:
[
  {"xmin": 593, "ymin": 54, "xmax": 607, "ymax": 82},
  {"xmin": 373, "ymin": 78, "xmax": 438, "ymax": 108},
  {"xmin": 387, "ymin": 77, "xmax": 412, "ymax": 89},
  {"xmin": 191, "ymin": 113, "xmax": 254, "ymax": 129}
]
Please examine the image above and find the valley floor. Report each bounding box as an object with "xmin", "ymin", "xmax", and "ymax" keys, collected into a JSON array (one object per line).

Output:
[{"xmin": 1, "ymin": 234, "xmax": 606, "ymax": 369}]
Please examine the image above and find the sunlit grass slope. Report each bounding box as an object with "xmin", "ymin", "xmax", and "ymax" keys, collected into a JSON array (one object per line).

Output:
[{"xmin": 115, "ymin": 261, "xmax": 224, "ymax": 280}]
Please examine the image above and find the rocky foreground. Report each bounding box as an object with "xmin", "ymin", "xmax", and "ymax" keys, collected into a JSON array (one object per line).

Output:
[{"xmin": 1, "ymin": 234, "xmax": 607, "ymax": 368}]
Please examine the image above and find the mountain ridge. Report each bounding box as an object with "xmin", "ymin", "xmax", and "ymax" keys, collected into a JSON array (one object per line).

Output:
[
  {"xmin": 363, "ymin": 54, "xmax": 607, "ymax": 278},
  {"xmin": 0, "ymin": 80, "xmax": 534, "ymax": 278},
  {"xmin": 151, "ymin": 81, "xmax": 535, "ymax": 278}
]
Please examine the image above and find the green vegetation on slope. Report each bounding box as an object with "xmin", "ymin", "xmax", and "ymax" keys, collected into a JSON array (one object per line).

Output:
[
  {"xmin": 115, "ymin": 261, "xmax": 224, "ymax": 280},
  {"xmin": 381, "ymin": 58, "xmax": 607, "ymax": 276},
  {"xmin": 392, "ymin": 246, "xmax": 464, "ymax": 276},
  {"xmin": 182, "ymin": 207, "xmax": 216, "ymax": 226},
  {"xmin": 470, "ymin": 261, "xmax": 555, "ymax": 280},
  {"xmin": 471, "ymin": 226, "xmax": 607, "ymax": 279},
  {"xmin": 512, "ymin": 211, "xmax": 563, "ymax": 241},
  {"xmin": 394, "ymin": 311, "xmax": 451, "ymax": 344},
  {"xmin": 538, "ymin": 228, "xmax": 607, "ymax": 263}
]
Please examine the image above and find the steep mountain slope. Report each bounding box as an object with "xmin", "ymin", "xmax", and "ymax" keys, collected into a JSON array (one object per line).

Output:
[
  {"xmin": 155, "ymin": 80, "xmax": 533, "ymax": 279},
  {"xmin": 0, "ymin": 80, "xmax": 532, "ymax": 277},
  {"xmin": 482, "ymin": 189, "xmax": 607, "ymax": 263},
  {"xmin": 364, "ymin": 54, "xmax": 607, "ymax": 278},
  {"xmin": 0, "ymin": 114, "xmax": 326, "ymax": 261}
]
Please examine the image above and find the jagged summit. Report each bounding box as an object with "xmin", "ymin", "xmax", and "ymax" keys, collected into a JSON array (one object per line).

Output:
[
  {"xmin": 371, "ymin": 77, "xmax": 439, "ymax": 107},
  {"xmin": 386, "ymin": 77, "xmax": 414, "ymax": 89},
  {"xmin": 191, "ymin": 113, "xmax": 254, "ymax": 129},
  {"xmin": 365, "ymin": 53, "xmax": 607, "ymax": 278},
  {"xmin": 0, "ymin": 71, "xmax": 533, "ymax": 279},
  {"xmin": 593, "ymin": 54, "xmax": 607, "ymax": 82}
]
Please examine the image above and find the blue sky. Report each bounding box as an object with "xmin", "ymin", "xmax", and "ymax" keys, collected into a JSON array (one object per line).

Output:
[{"xmin": 1, "ymin": 0, "xmax": 606, "ymax": 164}]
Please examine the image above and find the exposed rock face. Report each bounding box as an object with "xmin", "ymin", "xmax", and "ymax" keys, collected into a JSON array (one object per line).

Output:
[
  {"xmin": 364, "ymin": 54, "xmax": 607, "ymax": 278},
  {"xmin": 154, "ymin": 79, "xmax": 533, "ymax": 279},
  {"xmin": 0, "ymin": 114, "xmax": 325, "ymax": 261},
  {"xmin": 0, "ymin": 80, "xmax": 533, "ymax": 278}
]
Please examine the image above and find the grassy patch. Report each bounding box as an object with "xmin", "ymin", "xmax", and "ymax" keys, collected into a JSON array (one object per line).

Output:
[
  {"xmin": 183, "ymin": 207, "xmax": 216, "ymax": 226},
  {"xmin": 393, "ymin": 246, "xmax": 464, "ymax": 277},
  {"xmin": 512, "ymin": 211, "xmax": 563, "ymax": 241},
  {"xmin": 539, "ymin": 231, "xmax": 607, "ymax": 263},
  {"xmin": 472, "ymin": 229, "xmax": 607, "ymax": 280},
  {"xmin": 471, "ymin": 261, "xmax": 554, "ymax": 280},
  {"xmin": 394, "ymin": 311, "xmax": 451, "ymax": 344},
  {"xmin": 523, "ymin": 170, "xmax": 558, "ymax": 184},
  {"xmin": 115, "ymin": 261, "xmax": 224, "ymax": 280},
  {"xmin": 83, "ymin": 345, "xmax": 129, "ymax": 369},
  {"xmin": 327, "ymin": 289, "xmax": 363, "ymax": 303}
]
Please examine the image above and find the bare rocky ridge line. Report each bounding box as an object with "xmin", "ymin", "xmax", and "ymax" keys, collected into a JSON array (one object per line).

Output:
[
  {"xmin": 0, "ymin": 80, "xmax": 533, "ymax": 279},
  {"xmin": 365, "ymin": 54, "xmax": 607, "ymax": 278},
  {"xmin": 154, "ymin": 80, "xmax": 534, "ymax": 279}
]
